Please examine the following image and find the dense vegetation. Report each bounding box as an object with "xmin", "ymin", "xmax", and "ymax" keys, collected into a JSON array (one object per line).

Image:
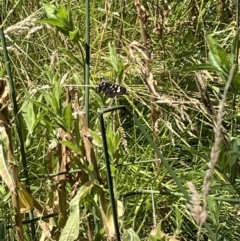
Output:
[{"xmin": 0, "ymin": 0, "xmax": 240, "ymax": 240}]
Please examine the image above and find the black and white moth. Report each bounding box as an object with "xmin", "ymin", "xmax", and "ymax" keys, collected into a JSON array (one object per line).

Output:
[{"xmin": 98, "ymin": 78, "xmax": 126, "ymax": 98}]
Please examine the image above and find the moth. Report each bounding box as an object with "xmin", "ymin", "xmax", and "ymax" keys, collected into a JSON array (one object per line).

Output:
[{"xmin": 98, "ymin": 78, "xmax": 126, "ymax": 98}]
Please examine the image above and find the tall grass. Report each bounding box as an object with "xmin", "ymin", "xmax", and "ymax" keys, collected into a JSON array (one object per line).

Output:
[{"xmin": 0, "ymin": 0, "xmax": 240, "ymax": 240}]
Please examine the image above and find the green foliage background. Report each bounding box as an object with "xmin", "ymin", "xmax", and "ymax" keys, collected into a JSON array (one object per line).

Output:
[{"xmin": 1, "ymin": 0, "xmax": 240, "ymax": 240}]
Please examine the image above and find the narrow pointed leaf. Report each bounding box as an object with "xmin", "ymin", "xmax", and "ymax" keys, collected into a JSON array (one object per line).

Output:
[
  {"xmin": 63, "ymin": 104, "xmax": 73, "ymax": 131},
  {"xmin": 59, "ymin": 140, "xmax": 80, "ymax": 154},
  {"xmin": 206, "ymin": 35, "xmax": 230, "ymax": 77},
  {"xmin": 59, "ymin": 48, "xmax": 83, "ymax": 67},
  {"xmin": 108, "ymin": 42, "xmax": 119, "ymax": 72},
  {"xmin": 57, "ymin": 5, "xmax": 68, "ymax": 22},
  {"xmin": 182, "ymin": 64, "xmax": 220, "ymax": 73},
  {"xmin": 36, "ymin": 18, "xmax": 65, "ymax": 28},
  {"xmin": 231, "ymin": 27, "xmax": 240, "ymax": 64}
]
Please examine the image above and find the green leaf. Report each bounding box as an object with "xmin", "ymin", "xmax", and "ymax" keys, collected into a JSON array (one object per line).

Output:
[
  {"xmin": 107, "ymin": 128, "xmax": 122, "ymax": 160},
  {"xmin": 31, "ymin": 111, "xmax": 47, "ymax": 134},
  {"xmin": 67, "ymin": 2, "xmax": 74, "ymax": 29},
  {"xmin": 123, "ymin": 228, "xmax": 141, "ymax": 241},
  {"xmin": 0, "ymin": 220, "xmax": 6, "ymax": 240},
  {"xmin": 59, "ymin": 141, "xmax": 81, "ymax": 154},
  {"xmin": 38, "ymin": 3, "xmax": 74, "ymax": 36},
  {"xmin": 52, "ymin": 116, "xmax": 69, "ymax": 131},
  {"xmin": 206, "ymin": 34, "xmax": 230, "ymax": 79},
  {"xmin": 40, "ymin": 117, "xmax": 53, "ymax": 133},
  {"xmin": 182, "ymin": 64, "xmax": 220, "ymax": 73},
  {"xmin": 107, "ymin": 42, "xmax": 124, "ymax": 81},
  {"xmin": 38, "ymin": 89, "xmax": 53, "ymax": 108},
  {"xmin": 29, "ymin": 100, "xmax": 52, "ymax": 114},
  {"xmin": 56, "ymin": 5, "xmax": 74, "ymax": 32},
  {"xmin": 71, "ymin": 181, "xmax": 93, "ymax": 207},
  {"xmin": 89, "ymin": 129, "xmax": 102, "ymax": 146},
  {"xmin": 93, "ymin": 229, "xmax": 105, "ymax": 241},
  {"xmin": 69, "ymin": 29, "xmax": 81, "ymax": 42},
  {"xmin": 226, "ymin": 139, "xmax": 240, "ymax": 184},
  {"xmin": 59, "ymin": 182, "xmax": 93, "ymax": 241},
  {"xmin": 72, "ymin": 156, "xmax": 85, "ymax": 170},
  {"xmin": 208, "ymin": 51, "xmax": 228, "ymax": 80},
  {"xmin": 74, "ymin": 116, "xmax": 81, "ymax": 146},
  {"xmin": 231, "ymin": 27, "xmax": 240, "ymax": 64},
  {"xmin": 42, "ymin": 2, "xmax": 58, "ymax": 19},
  {"xmin": 36, "ymin": 18, "xmax": 65, "ymax": 28},
  {"xmin": 28, "ymin": 100, "xmax": 67, "ymax": 130},
  {"xmin": 174, "ymin": 205, "xmax": 183, "ymax": 235},
  {"xmin": 180, "ymin": 145, "xmax": 209, "ymax": 160},
  {"xmin": 22, "ymin": 103, "xmax": 47, "ymax": 147},
  {"xmin": 207, "ymin": 195, "xmax": 220, "ymax": 225},
  {"xmin": 117, "ymin": 61, "xmax": 124, "ymax": 82},
  {"xmin": 41, "ymin": 76, "xmax": 62, "ymax": 116},
  {"xmin": 57, "ymin": 5, "xmax": 68, "ymax": 21},
  {"xmin": 22, "ymin": 101, "xmax": 36, "ymax": 132},
  {"xmin": 63, "ymin": 104, "xmax": 73, "ymax": 131},
  {"xmin": 108, "ymin": 42, "xmax": 119, "ymax": 72},
  {"xmin": 0, "ymin": 66, "xmax": 6, "ymax": 77},
  {"xmin": 59, "ymin": 48, "xmax": 83, "ymax": 67},
  {"xmin": 234, "ymin": 72, "xmax": 240, "ymax": 86},
  {"xmin": 88, "ymin": 163, "xmax": 94, "ymax": 171},
  {"xmin": 59, "ymin": 205, "xmax": 79, "ymax": 241},
  {"xmin": 52, "ymin": 95, "xmax": 60, "ymax": 115}
]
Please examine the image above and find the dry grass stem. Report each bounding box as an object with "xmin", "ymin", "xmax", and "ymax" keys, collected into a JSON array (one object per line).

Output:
[
  {"xmin": 203, "ymin": 64, "xmax": 236, "ymax": 210},
  {"xmin": 188, "ymin": 64, "xmax": 237, "ymax": 238},
  {"xmin": 5, "ymin": 13, "xmax": 38, "ymax": 36}
]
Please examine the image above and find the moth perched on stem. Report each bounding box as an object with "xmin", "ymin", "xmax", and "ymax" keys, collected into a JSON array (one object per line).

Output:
[{"xmin": 98, "ymin": 78, "xmax": 126, "ymax": 98}]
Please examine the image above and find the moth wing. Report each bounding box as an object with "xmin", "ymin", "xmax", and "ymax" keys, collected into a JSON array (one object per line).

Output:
[
  {"xmin": 104, "ymin": 87, "xmax": 118, "ymax": 98},
  {"xmin": 116, "ymin": 86, "xmax": 126, "ymax": 95},
  {"xmin": 98, "ymin": 78, "xmax": 126, "ymax": 98},
  {"xmin": 98, "ymin": 79, "xmax": 109, "ymax": 93}
]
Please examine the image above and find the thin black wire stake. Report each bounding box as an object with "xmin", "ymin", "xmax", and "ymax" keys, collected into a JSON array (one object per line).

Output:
[
  {"xmin": 98, "ymin": 108, "xmax": 121, "ymax": 241},
  {"xmin": 98, "ymin": 105, "xmax": 215, "ymax": 241},
  {"xmin": 84, "ymin": 0, "xmax": 90, "ymax": 126}
]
